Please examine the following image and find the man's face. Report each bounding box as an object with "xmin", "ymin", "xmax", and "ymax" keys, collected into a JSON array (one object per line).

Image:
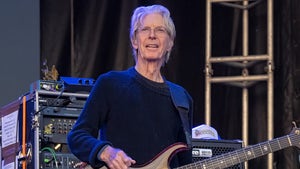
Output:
[{"xmin": 132, "ymin": 13, "xmax": 173, "ymax": 63}]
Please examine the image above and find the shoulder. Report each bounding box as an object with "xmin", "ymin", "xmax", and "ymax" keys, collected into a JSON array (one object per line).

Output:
[
  {"xmin": 90, "ymin": 69, "xmax": 133, "ymax": 95},
  {"xmin": 96, "ymin": 68, "xmax": 134, "ymax": 83},
  {"xmin": 166, "ymin": 81, "xmax": 193, "ymax": 106},
  {"xmin": 166, "ymin": 81, "xmax": 189, "ymax": 95}
]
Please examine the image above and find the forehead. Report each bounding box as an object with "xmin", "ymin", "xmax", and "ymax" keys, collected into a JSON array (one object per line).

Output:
[{"xmin": 140, "ymin": 13, "xmax": 165, "ymax": 27}]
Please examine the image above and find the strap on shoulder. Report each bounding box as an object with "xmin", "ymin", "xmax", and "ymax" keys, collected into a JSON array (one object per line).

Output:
[{"xmin": 166, "ymin": 81, "xmax": 192, "ymax": 148}]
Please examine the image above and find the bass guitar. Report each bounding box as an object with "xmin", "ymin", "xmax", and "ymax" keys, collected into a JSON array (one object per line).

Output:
[{"xmin": 83, "ymin": 127, "xmax": 300, "ymax": 169}]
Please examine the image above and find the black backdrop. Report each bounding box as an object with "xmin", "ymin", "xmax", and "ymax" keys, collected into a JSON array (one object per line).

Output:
[{"xmin": 40, "ymin": 0, "xmax": 300, "ymax": 168}]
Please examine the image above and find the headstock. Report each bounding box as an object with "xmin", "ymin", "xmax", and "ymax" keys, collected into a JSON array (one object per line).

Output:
[{"xmin": 290, "ymin": 122, "xmax": 300, "ymax": 149}]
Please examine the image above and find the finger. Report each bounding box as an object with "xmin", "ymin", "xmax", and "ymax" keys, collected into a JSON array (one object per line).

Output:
[
  {"xmin": 101, "ymin": 147, "xmax": 133, "ymax": 169},
  {"xmin": 117, "ymin": 153, "xmax": 133, "ymax": 168},
  {"xmin": 109, "ymin": 153, "xmax": 131, "ymax": 169},
  {"xmin": 123, "ymin": 157, "xmax": 136, "ymax": 166},
  {"xmin": 109, "ymin": 159, "xmax": 124, "ymax": 169},
  {"xmin": 117, "ymin": 152, "xmax": 136, "ymax": 167}
]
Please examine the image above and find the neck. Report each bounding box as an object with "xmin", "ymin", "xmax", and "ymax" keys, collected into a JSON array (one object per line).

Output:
[{"xmin": 135, "ymin": 64, "xmax": 163, "ymax": 83}]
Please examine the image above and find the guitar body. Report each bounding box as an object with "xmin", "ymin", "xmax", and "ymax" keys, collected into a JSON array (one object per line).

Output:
[{"xmin": 84, "ymin": 143, "xmax": 188, "ymax": 169}]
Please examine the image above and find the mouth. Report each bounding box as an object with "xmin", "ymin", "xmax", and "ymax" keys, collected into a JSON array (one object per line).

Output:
[{"xmin": 145, "ymin": 44, "xmax": 159, "ymax": 49}]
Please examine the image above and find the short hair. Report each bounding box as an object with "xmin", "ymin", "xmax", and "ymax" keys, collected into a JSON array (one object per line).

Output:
[{"xmin": 129, "ymin": 5, "xmax": 176, "ymax": 63}]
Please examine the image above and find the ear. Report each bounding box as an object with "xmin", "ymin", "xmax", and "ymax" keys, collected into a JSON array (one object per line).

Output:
[
  {"xmin": 131, "ymin": 38, "xmax": 138, "ymax": 49},
  {"xmin": 167, "ymin": 41, "xmax": 174, "ymax": 51}
]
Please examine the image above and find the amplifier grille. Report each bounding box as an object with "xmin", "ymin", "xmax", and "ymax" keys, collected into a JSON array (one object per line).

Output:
[{"xmin": 192, "ymin": 139, "xmax": 244, "ymax": 169}]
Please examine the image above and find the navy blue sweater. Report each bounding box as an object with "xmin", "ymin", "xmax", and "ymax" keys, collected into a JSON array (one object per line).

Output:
[{"xmin": 67, "ymin": 67, "xmax": 192, "ymax": 168}]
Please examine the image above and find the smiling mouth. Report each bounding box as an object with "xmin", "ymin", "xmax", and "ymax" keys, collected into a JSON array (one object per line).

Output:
[{"xmin": 146, "ymin": 44, "xmax": 159, "ymax": 48}]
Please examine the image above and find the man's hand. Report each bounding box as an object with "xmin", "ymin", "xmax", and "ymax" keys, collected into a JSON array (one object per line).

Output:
[{"xmin": 100, "ymin": 146, "xmax": 136, "ymax": 169}]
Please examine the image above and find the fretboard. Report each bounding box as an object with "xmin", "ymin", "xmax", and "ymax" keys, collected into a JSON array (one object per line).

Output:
[{"xmin": 177, "ymin": 134, "xmax": 294, "ymax": 169}]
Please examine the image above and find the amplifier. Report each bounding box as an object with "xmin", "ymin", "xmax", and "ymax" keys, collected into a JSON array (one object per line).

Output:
[
  {"xmin": 30, "ymin": 80, "xmax": 64, "ymax": 92},
  {"xmin": 42, "ymin": 115, "xmax": 78, "ymax": 143},
  {"xmin": 60, "ymin": 76, "xmax": 95, "ymax": 93},
  {"xmin": 192, "ymin": 139, "xmax": 244, "ymax": 169},
  {"xmin": 41, "ymin": 152, "xmax": 81, "ymax": 169}
]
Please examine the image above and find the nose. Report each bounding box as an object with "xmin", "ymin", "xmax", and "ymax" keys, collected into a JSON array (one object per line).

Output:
[{"xmin": 149, "ymin": 29, "xmax": 156, "ymax": 38}]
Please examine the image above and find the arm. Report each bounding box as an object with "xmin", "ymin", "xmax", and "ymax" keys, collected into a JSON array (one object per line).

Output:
[
  {"xmin": 67, "ymin": 75, "xmax": 111, "ymax": 167},
  {"xmin": 67, "ymin": 74, "xmax": 136, "ymax": 168}
]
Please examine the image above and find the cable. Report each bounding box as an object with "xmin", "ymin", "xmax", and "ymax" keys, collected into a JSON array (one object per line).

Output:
[
  {"xmin": 22, "ymin": 96, "xmax": 27, "ymax": 169},
  {"xmin": 34, "ymin": 88, "xmax": 65, "ymax": 115},
  {"xmin": 41, "ymin": 147, "xmax": 59, "ymax": 168}
]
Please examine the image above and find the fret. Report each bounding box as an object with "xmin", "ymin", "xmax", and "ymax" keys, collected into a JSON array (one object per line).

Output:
[
  {"xmin": 216, "ymin": 156, "xmax": 224, "ymax": 168},
  {"xmin": 219, "ymin": 154, "xmax": 227, "ymax": 167},
  {"xmin": 285, "ymin": 135, "xmax": 293, "ymax": 147},
  {"xmin": 222, "ymin": 153, "xmax": 232, "ymax": 168},
  {"xmin": 234, "ymin": 150, "xmax": 241, "ymax": 164},
  {"xmin": 258, "ymin": 142, "xmax": 264, "ymax": 156},
  {"xmin": 252, "ymin": 144, "xmax": 259, "ymax": 157},
  {"xmin": 287, "ymin": 135, "xmax": 292, "ymax": 146},
  {"xmin": 197, "ymin": 161, "xmax": 204, "ymax": 169},
  {"xmin": 247, "ymin": 147, "xmax": 255, "ymax": 159},
  {"xmin": 251, "ymin": 142, "xmax": 272, "ymax": 160},
  {"xmin": 262, "ymin": 142, "xmax": 270, "ymax": 154},
  {"xmin": 267, "ymin": 140, "xmax": 273, "ymax": 153},
  {"xmin": 269, "ymin": 138, "xmax": 278, "ymax": 152},
  {"xmin": 228, "ymin": 151, "xmax": 236, "ymax": 167},
  {"xmin": 254, "ymin": 143, "xmax": 264, "ymax": 157},
  {"xmin": 269, "ymin": 136, "xmax": 287, "ymax": 152},
  {"xmin": 200, "ymin": 158, "xmax": 208, "ymax": 169},
  {"xmin": 207, "ymin": 156, "xmax": 221, "ymax": 168},
  {"xmin": 241, "ymin": 148, "xmax": 249, "ymax": 162},
  {"xmin": 276, "ymin": 138, "xmax": 282, "ymax": 150}
]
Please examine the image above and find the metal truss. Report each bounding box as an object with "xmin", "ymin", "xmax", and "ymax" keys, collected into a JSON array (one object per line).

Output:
[{"xmin": 205, "ymin": 0, "xmax": 274, "ymax": 169}]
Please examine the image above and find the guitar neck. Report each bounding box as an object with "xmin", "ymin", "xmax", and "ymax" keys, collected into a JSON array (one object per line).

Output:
[{"xmin": 178, "ymin": 135, "xmax": 293, "ymax": 169}]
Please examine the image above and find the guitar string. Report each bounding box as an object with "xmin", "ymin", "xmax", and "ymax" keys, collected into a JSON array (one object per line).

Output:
[{"xmin": 177, "ymin": 133, "xmax": 298, "ymax": 169}]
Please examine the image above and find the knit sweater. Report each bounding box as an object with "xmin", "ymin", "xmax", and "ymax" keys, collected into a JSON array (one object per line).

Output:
[{"xmin": 67, "ymin": 67, "xmax": 192, "ymax": 168}]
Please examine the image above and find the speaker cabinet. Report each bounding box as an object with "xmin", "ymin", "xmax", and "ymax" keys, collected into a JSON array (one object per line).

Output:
[{"xmin": 192, "ymin": 139, "xmax": 244, "ymax": 169}]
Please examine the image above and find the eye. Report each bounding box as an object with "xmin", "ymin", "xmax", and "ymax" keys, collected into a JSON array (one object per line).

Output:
[
  {"xmin": 155, "ymin": 27, "xmax": 167, "ymax": 34},
  {"xmin": 139, "ymin": 27, "xmax": 151, "ymax": 33}
]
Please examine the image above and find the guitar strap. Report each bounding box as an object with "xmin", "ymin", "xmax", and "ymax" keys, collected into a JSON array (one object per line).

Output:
[{"xmin": 166, "ymin": 81, "xmax": 193, "ymax": 148}]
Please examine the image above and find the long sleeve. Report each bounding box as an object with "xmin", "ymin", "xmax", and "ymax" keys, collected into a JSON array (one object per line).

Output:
[{"xmin": 67, "ymin": 75, "xmax": 112, "ymax": 167}]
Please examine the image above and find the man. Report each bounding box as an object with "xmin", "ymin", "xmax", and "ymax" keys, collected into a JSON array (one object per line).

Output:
[{"xmin": 67, "ymin": 4, "xmax": 193, "ymax": 169}]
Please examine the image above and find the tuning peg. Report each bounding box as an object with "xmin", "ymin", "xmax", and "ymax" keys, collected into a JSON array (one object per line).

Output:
[{"xmin": 292, "ymin": 121, "xmax": 298, "ymax": 128}]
